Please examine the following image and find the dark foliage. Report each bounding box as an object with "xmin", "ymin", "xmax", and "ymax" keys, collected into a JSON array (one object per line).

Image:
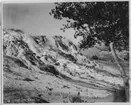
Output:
[
  {"xmin": 58, "ymin": 51, "xmax": 77, "ymax": 62},
  {"xmin": 23, "ymin": 78, "xmax": 34, "ymax": 81},
  {"xmin": 124, "ymin": 52, "xmax": 129, "ymax": 61},
  {"xmin": 31, "ymin": 94, "xmax": 49, "ymax": 103},
  {"xmin": 113, "ymin": 88, "xmax": 127, "ymax": 102},
  {"xmin": 92, "ymin": 55, "xmax": 99, "ymax": 60},
  {"xmin": 10, "ymin": 28, "xmax": 24, "ymax": 33},
  {"xmin": 50, "ymin": 2, "xmax": 129, "ymax": 51},
  {"xmin": 39, "ymin": 65, "xmax": 60, "ymax": 77}
]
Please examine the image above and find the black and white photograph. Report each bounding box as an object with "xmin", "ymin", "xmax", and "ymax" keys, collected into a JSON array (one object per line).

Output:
[{"xmin": 2, "ymin": 0, "xmax": 130, "ymax": 103}]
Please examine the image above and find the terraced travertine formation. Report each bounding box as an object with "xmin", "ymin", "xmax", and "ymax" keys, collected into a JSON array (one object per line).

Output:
[{"xmin": 3, "ymin": 28, "xmax": 127, "ymax": 103}]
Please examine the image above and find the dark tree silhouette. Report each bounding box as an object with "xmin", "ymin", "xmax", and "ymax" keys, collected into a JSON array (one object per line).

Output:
[
  {"xmin": 50, "ymin": 2, "xmax": 129, "ymax": 102},
  {"xmin": 50, "ymin": 2, "xmax": 129, "ymax": 50}
]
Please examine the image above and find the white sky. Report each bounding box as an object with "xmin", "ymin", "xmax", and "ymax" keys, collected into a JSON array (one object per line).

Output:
[{"xmin": 3, "ymin": 3, "xmax": 81, "ymax": 44}]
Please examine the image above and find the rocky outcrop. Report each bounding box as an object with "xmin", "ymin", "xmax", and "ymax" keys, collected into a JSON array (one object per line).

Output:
[{"xmin": 3, "ymin": 28, "xmax": 126, "ymax": 103}]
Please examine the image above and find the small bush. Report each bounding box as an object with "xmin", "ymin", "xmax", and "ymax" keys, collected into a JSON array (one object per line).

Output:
[
  {"xmin": 71, "ymin": 92, "xmax": 84, "ymax": 103},
  {"xmin": 92, "ymin": 55, "xmax": 99, "ymax": 60},
  {"xmin": 124, "ymin": 53, "xmax": 129, "ymax": 61},
  {"xmin": 72, "ymin": 96, "xmax": 82, "ymax": 103}
]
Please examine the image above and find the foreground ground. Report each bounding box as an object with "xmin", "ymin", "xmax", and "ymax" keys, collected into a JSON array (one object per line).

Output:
[{"xmin": 3, "ymin": 29, "xmax": 129, "ymax": 103}]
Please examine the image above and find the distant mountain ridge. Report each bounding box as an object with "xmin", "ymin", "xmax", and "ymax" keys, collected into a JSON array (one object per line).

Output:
[{"xmin": 4, "ymin": 28, "xmax": 77, "ymax": 56}]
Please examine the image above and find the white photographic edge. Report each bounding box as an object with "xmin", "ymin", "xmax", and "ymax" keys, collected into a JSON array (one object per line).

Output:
[{"xmin": 0, "ymin": 0, "xmax": 130, "ymax": 105}]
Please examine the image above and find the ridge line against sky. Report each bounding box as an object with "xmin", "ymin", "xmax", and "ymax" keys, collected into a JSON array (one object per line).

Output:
[{"xmin": 3, "ymin": 3, "xmax": 82, "ymax": 44}]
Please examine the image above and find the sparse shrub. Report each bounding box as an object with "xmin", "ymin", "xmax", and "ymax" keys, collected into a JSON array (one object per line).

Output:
[
  {"xmin": 23, "ymin": 78, "xmax": 34, "ymax": 81},
  {"xmin": 71, "ymin": 96, "xmax": 82, "ymax": 103},
  {"xmin": 124, "ymin": 52, "xmax": 129, "ymax": 61},
  {"xmin": 54, "ymin": 62, "xmax": 60, "ymax": 66},
  {"xmin": 113, "ymin": 88, "xmax": 127, "ymax": 102},
  {"xmin": 15, "ymin": 29, "xmax": 24, "ymax": 33},
  {"xmin": 71, "ymin": 92, "xmax": 84, "ymax": 103},
  {"xmin": 92, "ymin": 55, "xmax": 99, "ymax": 60}
]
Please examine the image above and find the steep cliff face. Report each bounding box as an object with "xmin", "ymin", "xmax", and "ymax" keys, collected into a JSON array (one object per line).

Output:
[{"xmin": 3, "ymin": 29, "xmax": 124, "ymax": 103}]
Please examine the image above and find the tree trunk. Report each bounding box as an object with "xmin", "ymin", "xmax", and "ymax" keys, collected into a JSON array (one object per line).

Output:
[{"xmin": 109, "ymin": 42, "xmax": 129, "ymax": 102}]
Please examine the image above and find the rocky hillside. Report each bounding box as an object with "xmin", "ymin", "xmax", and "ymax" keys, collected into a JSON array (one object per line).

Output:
[{"xmin": 3, "ymin": 28, "xmax": 126, "ymax": 103}]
